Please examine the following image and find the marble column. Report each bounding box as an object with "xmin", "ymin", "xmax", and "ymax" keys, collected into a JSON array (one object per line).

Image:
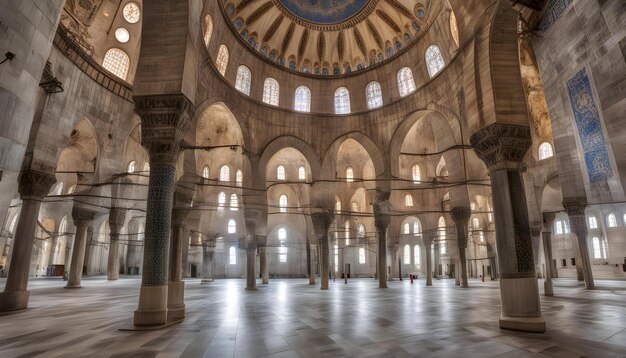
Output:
[
  {"xmin": 308, "ymin": 240, "xmax": 316, "ymax": 284},
  {"xmin": 388, "ymin": 244, "xmax": 397, "ymax": 281},
  {"xmin": 0, "ymin": 170, "xmax": 55, "ymax": 311},
  {"xmin": 486, "ymin": 241, "xmax": 499, "ymax": 280},
  {"xmin": 374, "ymin": 199, "xmax": 391, "ymax": 288},
  {"xmin": 452, "ymin": 207, "xmax": 471, "ymax": 288},
  {"xmin": 471, "ymin": 123, "xmax": 545, "ymax": 332},
  {"xmin": 542, "ymin": 213, "xmax": 555, "ymax": 296},
  {"xmin": 107, "ymin": 208, "xmax": 127, "ymax": 281},
  {"xmin": 312, "ymin": 211, "xmax": 333, "ymax": 290},
  {"xmin": 259, "ymin": 238, "xmax": 269, "ymax": 284},
  {"xmin": 133, "ymin": 94, "xmax": 194, "ymax": 327},
  {"xmin": 201, "ymin": 237, "xmax": 215, "ymax": 283},
  {"xmin": 531, "ymin": 225, "xmax": 543, "ymax": 278},
  {"xmin": 423, "ymin": 233, "xmax": 434, "ymax": 286},
  {"xmin": 181, "ymin": 229, "xmax": 190, "ymax": 278},
  {"xmin": 66, "ymin": 206, "xmax": 97, "ymax": 288},
  {"xmin": 564, "ymin": 199, "xmax": 594, "ymax": 289},
  {"xmin": 168, "ymin": 208, "xmax": 188, "ymax": 321},
  {"xmin": 245, "ymin": 242, "xmax": 257, "ymax": 290},
  {"xmin": 434, "ymin": 241, "xmax": 441, "ymax": 279}
]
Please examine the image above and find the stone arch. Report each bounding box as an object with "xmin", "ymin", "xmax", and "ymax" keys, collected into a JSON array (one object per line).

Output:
[
  {"xmin": 258, "ymin": 135, "xmax": 322, "ymax": 185},
  {"xmin": 56, "ymin": 117, "xmax": 100, "ymax": 191},
  {"xmin": 322, "ymin": 131, "xmax": 386, "ymax": 181}
]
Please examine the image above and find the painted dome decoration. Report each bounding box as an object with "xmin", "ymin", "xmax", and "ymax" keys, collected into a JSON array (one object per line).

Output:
[{"xmin": 221, "ymin": 0, "xmax": 434, "ymax": 76}]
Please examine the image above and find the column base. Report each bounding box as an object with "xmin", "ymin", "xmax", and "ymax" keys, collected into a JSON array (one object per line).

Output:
[
  {"xmin": 262, "ymin": 278, "xmax": 269, "ymax": 284},
  {"xmin": 0, "ymin": 291, "xmax": 30, "ymax": 312},
  {"xmin": 64, "ymin": 283, "xmax": 82, "ymax": 289},
  {"xmin": 499, "ymin": 315, "xmax": 546, "ymax": 333},
  {"xmin": 134, "ymin": 285, "xmax": 168, "ymax": 326},
  {"xmin": 167, "ymin": 281, "xmax": 185, "ymax": 322},
  {"xmin": 245, "ymin": 286, "xmax": 258, "ymax": 291},
  {"xmin": 200, "ymin": 278, "xmax": 213, "ymax": 283}
]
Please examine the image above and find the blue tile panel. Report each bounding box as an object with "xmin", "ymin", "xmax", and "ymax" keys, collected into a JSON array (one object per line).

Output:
[
  {"xmin": 279, "ymin": 0, "xmax": 369, "ymax": 24},
  {"xmin": 537, "ymin": 0, "xmax": 574, "ymax": 32},
  {"xmin": 566, "ymin": 68, "xmax": 613, "ymax": 183}
]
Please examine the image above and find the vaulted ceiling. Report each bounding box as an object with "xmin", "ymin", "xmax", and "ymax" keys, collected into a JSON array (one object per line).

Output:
[{"xmin": 221, "ymin": 0, "xmax": 435, "ymax": 76}]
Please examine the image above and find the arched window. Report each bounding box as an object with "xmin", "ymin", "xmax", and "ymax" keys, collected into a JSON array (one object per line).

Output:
[
  {"xmin": 403, "ymin": 223, "xmax": 410, "ymax": 234},
  {"xmin": 278, "ymin": 228, "xmax": 287, "ymax": 263},
  {"xmin": 235, "ymin": 65, "xmax": 251, "ymax": 95},
  {"xmin": 425, "ymin": 45, "xmax": 445, "ymax": 78},
  {"xmin": 607, "ymin": 213, "xmax": 617, "ymax": 228},
  {"xmin": 230, "ymin": 194, "xmax": 238, "ymax": 211},
  {"xmin": 351, "ymin": 202, "xmax": 359, "ymax": 213},
  {"xmin": 334, "ymin": 87, "xmax": 351, "ymax": 114},
  {"xmin": 346, "ymin": 167, "xmax": 354, "ymax": 183},
  {"xmin": 228, "ymin": 219, "xmax": 237, "ymax": 234},
  {"xmin": 366, "ymin": 81, "xmax": 383, "ymax": 109},
  {"xmin": 67, "ymin": 184, "xmax": 76, "ymax": 194},
  {"xmin": 472, "ymin": 217, "xmax": 480, "ymax": 230},
  {"xmin": 412, "ymin": 164, "xmax": 421, "ymax": 183},
  {"xmin": 592, "ymin": 237, "xmax": 601, "ymax": 259},
  {"xmin": 143, "ymin": 162, "xmax": 150, "ymax": 173},
  {"xmin": 588, "ymin": 216, "xmax": 598, "ymax": 229},
  {"xmin": 298, "ymin": 166, "xmax": 306, "ymax": 180},
  {"xmin": 357, "ymin": 224, "xmax": 365, "ymax": 238},
  {"xmin": 277, "ymin": 165, "xmax": 286, "ymax": 180},
  {"xmin": 229, "ymin": 246, "xmax": 237, "ymax": 264},
  {"xmin": 218, "ymin": 192, "xmax": 226, "ymax": 211},
  {"xmin": 216, "ymin": 45, "xmax": 229, "ymax": 76},
  {"xmin": 480, "ymin": 231, "xmax": 485, "ymax": 242},
  {"xmin": 236, "ymin": 170, "xmax": 243, "ymax": 186},
  {"xmin": 414, "ymin": 245, "xmax": 420, "ymax": 267},
  {"xmin": 262, "ymin": 78, "xmax": 280, "ymax": 106},
  {"xmin": 438, "ymin": 216, "xmax": 446, "ymax": 254},
  {"xmin": 403, "ymin": 244, "xmax": 411, "ymax": 264},
  {"xmin": 344, "ymin": 220, "xmax": 350, "ymax": 245},
  {"xmin": 405, "ymin": 194, "xmax": 414, "ymax": 207},
  {"xmin": 51, "ymin": 182, "xmax": 63, "ymax": 196},
  {"xmin": 397, "ymin": 67, "xmax": 416, "ymax": 97},
  {"xmin": 555, "ymin": 220, "xmax": 564, "ymax": 234},
  {"xmin": 359, "ymin": 248, "xmax": 366, "ymax": 264},
  {"xmin": 279, "ymin": 194, "xmax": 288, "ymax": 213},
  {"xmin": 8, "ymin": 215, "xmax": 18, "ymax": 235},
  {"xmin": 204, "ymin": 15, "xmax": 213, "ymax": 47},
  {"xmin": 202, "ymin": 166, "xmax": 210, "ymax": 179},
  {"xmin": 123, "ymin": 2, "xmax": 141, "ymax": 23},
  {"xmin": 127, "ymin": 160, "xmax": 136, "ymax": 173},
  {"xmin": 450, "ymin": 11, "xmax": 459, "ymax": 47},
  {"xmin": 623, "ymin": 214, "xmax": 626, "ymax": 225},
  {"xmin": 413, "ymin": 221, "xmax": 421, "ymax": 236},
  {"xmin": 538, "ymin": 142, "xmax": 554, "ymax": 160},
  {"xmin": 294, "ymin": 86, "xmax": 311, "ymax": 112},
  {"xmin": 220, "ymin": 165, "xmax": 230, "ymax": 182},
  {"xmin": 102, "ymin": 48, "xmax": 130, "ymax": 80},
  {"xmin": 335, "ymin": 199, "xmax": 342, "ymax": 213}
]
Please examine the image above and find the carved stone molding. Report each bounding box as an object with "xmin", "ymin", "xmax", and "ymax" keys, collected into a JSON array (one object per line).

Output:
[
  {"xmin": 134, "ymin": 94, "xmax": 195, "ymax": 165},
  {"xmin": 17, "ymin": 170, "xmax": 56, "ymax": 200},
  {"xmin": 470, "ymin": 123, "xmax": 532, "ymax": 173},
  {"xmin": 563, "ymin": 198, "xmax": 587, "ymax": 216},
  {"xmin": 71, "ymin": 206, "xmax": 98, "ymax": 226}
]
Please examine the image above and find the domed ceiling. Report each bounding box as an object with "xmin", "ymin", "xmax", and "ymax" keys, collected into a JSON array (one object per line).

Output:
[{"xmin": 221, "ymin": 0, "xmax": 434, "ymax": 76}]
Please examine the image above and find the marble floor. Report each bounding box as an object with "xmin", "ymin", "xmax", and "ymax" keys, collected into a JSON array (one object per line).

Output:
[{"xmin": 0, "ymin": 277, "xmax": 625, "ymax": 358}]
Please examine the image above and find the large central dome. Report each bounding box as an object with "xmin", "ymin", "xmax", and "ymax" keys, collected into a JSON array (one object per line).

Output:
[
  {"xmin": 221, "ymin": 0, "xmax": 434, "ymax": 76},
  {"xmin": 276, "ymin": 0, "xmax": 373, "ymax": 25}
]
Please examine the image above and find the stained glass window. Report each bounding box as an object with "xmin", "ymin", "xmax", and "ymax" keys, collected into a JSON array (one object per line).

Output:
[
  {"xmin": 228, "ymin": 220, "xmax": 236, "ymax": 234},
  {"xmin": 277, "ymin": 165, "xmax": 286, "ymax": 180},
  {"xmin": 298, "ymin": 166, "xmax": 306, "ymax": 180},
  {"xmin": 405, "ymin": 194, "xmax": 414, "ymax": 207},
  {"xmin": 279, "ymin": 194, "xmax": 288, "ymax": 213},
  {"xmin": 229, "ymin": 246, "xmax": 237, "ymax": 263},
  {"xmin": 366, "ymin": 81, "xmax": 383, "ymax": 109},
  {"xmin": 204, "ymin": 15, "xmax": 213, "ymax": 47},
  {"xmin": 220, "ymin": 165, "xmax": 230, "ymax": 182},
  {"xmin": 397, "ymin": 67, "xmax": 416, "ymax": 97},
  {"xmin": 216, "ymin": 45, "xmax": 229, "ymax": 76},
  {"xmin": 334, "ymin": 87, "xmax": 351, "ymax": 114},
  {"xmin": 122, "ymin": 2, "xmax": 141, "ymax": 23},
  {"xmin": 404, "ymin": 245, "xmax": 411, "ymax": 264},
  {"xmin": 294, "ymin": 86, "xmax": 311, "ymax": 112},
  {"xmin": 127, "ymin": 160, "xmax": 136, "ymax": 173},
  {"xmin": 218, "ymin": 192, "xmax": 226, "ymax": 211},
  {"xmin": 235, "ymin": 65, "xmax": 251, "ymax": 95},
  {"xmin": 103, "ymin": 49, "xmax": 130, "ymax": 80},
  {"xmin": 426, "ymin": 45, "xmax": 445, "ymax": 78},
  {"xmin": 230, "ymin": 194, "xmax": 238, "ymax": 211},
  {"xmin": 346, "ymin": 167, "xmax": 354, "ymax": 183},
  {"xmin": 263, "ymin": 78, "xmax": 279, "ymax": 106},
  {"xmin": 412, "ymin": 164, "xmax": 421, "ymax": 183},
  {"xmin": 539, "ymin": 142, "xmax": 554, "ymax": 160},
  {"xmin": 607, "ymin": 213, "xmax": 617, "ymax": 228},
  {"xmin": 450, "ymin": 11, "xmax": 459, "ymax": 47},
  {"xmin": 202, "ymin": 166, "xmax": 209, "ymax": 179}
]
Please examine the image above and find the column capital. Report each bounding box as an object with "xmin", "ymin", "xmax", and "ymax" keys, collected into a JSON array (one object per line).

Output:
[
  {"xmin": 422, "ymin": 231, "xmax": 435, "ymax": 246},
  {"xmin": 470, "ymin": 123, "xmax": 532, "ymax": 173},
  {"xmin": 451, "ymin": 206, "xmax": 471, "ymax": 224},
  {"xmin": 17, "ymin": 169, "xmax": 56, "ymax": 200},
  {"xmin": 134, "ymin": 94, "xmax": 195, "ymax": 165},
  {"xmin": 171, "ymin": 208, "xmax": 189, "ymax": 228},
  {"xmin": 542, "ymin": 212, "xmax": 556, "ymax": 231},
  {"xmin": 311, "ymin": 210, "xmax": 334, "ymax": 237},
  {"xmin": 108, "ymin": 208, "xmax": 127, "ymax": 232},
  {"xmin": 563, "ymin": 198, "xmax": 587, "ymax": 216},
  {"xmin": 373, "ymin": 200, "xmax": 392, "ymax": 230},
  {"xmin": 71, "ymin": 206, "xmax": 98, "ymax": 226},
  {"xmin": 530, "ymin": 224, "xmax": 543, "ymax": 238}
]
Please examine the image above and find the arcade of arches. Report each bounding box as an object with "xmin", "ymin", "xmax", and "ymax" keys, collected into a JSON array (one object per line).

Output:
[{"xmin": 0, "ymin": 0, "xmax": 625, "ymax": 356}]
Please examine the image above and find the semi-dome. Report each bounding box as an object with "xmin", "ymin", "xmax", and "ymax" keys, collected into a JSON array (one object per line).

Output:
[{"xmin": 221, "ymin": 0, "xmax": 434, "ymax": 76}]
